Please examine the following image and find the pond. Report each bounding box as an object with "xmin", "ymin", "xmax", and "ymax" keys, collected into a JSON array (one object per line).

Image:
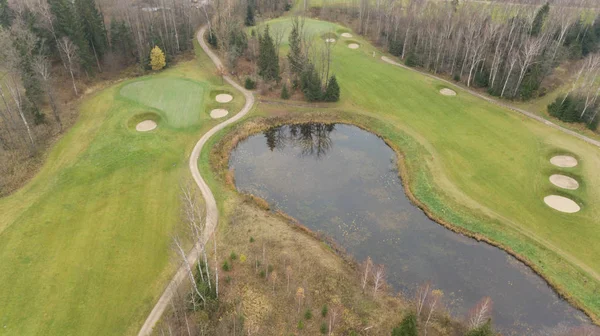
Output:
[{"xmin": 229, "ymin": 123, "xmax": 591, "ymax": 335}]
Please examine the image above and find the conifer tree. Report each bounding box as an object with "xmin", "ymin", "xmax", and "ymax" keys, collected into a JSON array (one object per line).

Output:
[
  {"xmin": 531, "ymin": 2, "xmax": 549, "ymax": 36},
  {"xmin": 300, "ymin": 63, "xmax": 321, "ymax": 102},
  {"xmin": 391, "ymin": 313, "xmax": 418, "ymax": 336},
  {"xmin": 281, "ymin": 83, "xmax": 290, "ymax": 99},
  {"xmin": 288, "ymin": 18, "xmax": 304, "ymax": 76},
  {"xmin": 245, "ymin": 4, "xmax": 255, "ymax": 27},
  {"xmin": 75, "ymin": 0, "xmax": 108, "ymax": 65},
  {"xmin": 49, "ymin": 0, "xmax": 94, "ymax": 71},
  {"xmin": 258, "ymin": 25, "xmax": 280, "ymax": 82},
  {"xmin": 323, "ymin": 75, "xmax": 340, "ymax": 102},
  {"xmin": 0, "ymin": 0, "xmax": 13, "ymax": 28},
  {"xmin": 150, "ymin": 46, "xmax": 166, "ymax": 71}
]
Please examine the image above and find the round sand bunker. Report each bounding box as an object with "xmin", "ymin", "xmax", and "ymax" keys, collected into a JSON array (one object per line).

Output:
[
  {"xmin": 215, "ymin": 94, "xmax": 233, "ymax": 103},
  {"xmin": 550, "ymin": 155, "xmax": 578, "ymax": 168},
  {"xmin": 348, "ymin": 43, "xmax": 360, "ymax": 49},
  {"xmin": 210, "ymin": 109, "xmax": 229, "ymax": 119},
  {"xmin": 325, "ymin": 38, "xmax": 336, "ymax": 43},
  {"xmin": 136, "ymin": 120, "xmax": 157, "ymax": 132},
  {"xmin": 341, "ymin": 33, "xmax": 353, "ymax": 38},
  {"xmin": 544, "ymin": 195, "xmax": 581, "ymax": 213},
  {"xmin": 440, "ymin": 88, "xmax": 457, "ymax": 96},
  {"xmin": 549, "ymin": 174, "xmax": 579, "ymax": 190}
]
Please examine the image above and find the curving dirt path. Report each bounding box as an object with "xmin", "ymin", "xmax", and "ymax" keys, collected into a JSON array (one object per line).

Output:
[{"xmin": 137, "ymin": 26, "xmax": 254, "ymax": 336}]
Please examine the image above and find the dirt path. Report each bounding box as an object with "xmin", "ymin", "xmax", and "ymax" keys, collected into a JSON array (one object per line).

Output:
[
  {"xmin": 380, "ymin": 56, "xmax": 600, "ymax": 149},
  {"xmin": 137, "ymin": 26, "xmax": 254, "ymax": 336}
]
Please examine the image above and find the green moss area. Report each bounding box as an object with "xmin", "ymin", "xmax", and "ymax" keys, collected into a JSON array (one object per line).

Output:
[{"xmin": 0, "ymin": 43, "xmax": 244, "ymax": 335}]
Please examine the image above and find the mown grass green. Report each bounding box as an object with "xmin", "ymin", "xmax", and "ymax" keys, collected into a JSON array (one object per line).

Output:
[
  {"xmin": 0, "ymin": 44, "xmax": 243, "ymax": 335},
  {"xmin": 243, "ymin": 17, "xmax": 600, "ymax": 321}
]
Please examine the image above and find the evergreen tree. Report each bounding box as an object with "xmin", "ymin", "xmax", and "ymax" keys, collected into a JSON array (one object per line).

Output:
[
  {"xmin": 245, "ymin": 4, "xmax": 255, "ymax": 27},
  {"xmin": 110, "ymin": 20, "xmax": 134, "ymax": 58},
  {"xmin": 300, "ymin": 63, "xmax": 322, "ymax": 102},
  {"xmin": 531, "ymin": 2, "xmax": 549, "ymax": 36},
  {"xmin": 49, "ymin": 0, "xmax": 94, "ymax": 71},
  {"xmin": 76, "ymin": 0, "xmax": 108, "ymax": 62},
  {"xmin": 0, "ymin": 0, "xmax": 13, "ymax": 28},
  {"xmin": 391, "ymin": 313, "xmax": 418, "ymax": 336},
  {"xmin": 465, "ymin": 321, "xmax": 495, "ymax": 336},
  {"xmin": 323, "ymin": 75, "xmax": 340, "ymax": 102},
  {"xmin": 207, "ymin": 29, "xmax": 218, "ymax": 48},
  {"xmin": 257, "ymin": 25, "xmax": 280, "ymax": 82},
  {"xmin": 281, "ymin": 83, "xmax": 290, "ymax": 99},
  {"xmin": 288, "ymin": 18, "xmax": 304, "ymax": 76},
  {"xmin": 150, "ymin": 46, "xmax": 166, "ymax": 70}
]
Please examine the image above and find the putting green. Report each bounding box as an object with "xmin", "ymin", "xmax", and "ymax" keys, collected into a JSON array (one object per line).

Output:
[
  {"xmin": 260, "ymin": 17, "xmax": 600, "ymax": 320},
  {"xmin": 120, "ymin": 77, "xmax": 207, "ymax": 128}
]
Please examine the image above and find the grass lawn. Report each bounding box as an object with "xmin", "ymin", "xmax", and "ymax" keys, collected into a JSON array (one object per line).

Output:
[
  {"xmin": 249, "ymin": 17, "xmax": 600, "ymax": 321},
  {"xmin": 0, "ymin": 43, "xmax": 244, "ymax": 335}
]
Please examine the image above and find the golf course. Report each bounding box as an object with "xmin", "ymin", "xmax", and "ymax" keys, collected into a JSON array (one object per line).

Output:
[{"xmin": 0, "ymin": 13, "xmax": 599, "ymax": 336}]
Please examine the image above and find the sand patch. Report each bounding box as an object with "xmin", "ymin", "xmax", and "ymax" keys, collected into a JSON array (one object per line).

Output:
[
  {"xmin": 544, "ymin": 195, "xmax": 581, "ymax": 213},
  {"xmin": 550, "ymin": 155, "xmax": 578, "ymax": 168},
  {"xmin": 136, "ymin": 120, "xmax": 157, "ymax": 132},
  {"xmin": 341, "ymin": 33, "xmax": 353, "ymax": 38},
  {"xmin": 348, "ymin": 43, "xmax": 360, "ymax": 49},
  {"xmin": 216, "ymin": 94, "xmax": 233, "ymax": 103},
  {"xmin": 549, "ymin": 174, "xmax": 579, "ymax": 190},
  {"xmin": 440, "ymin": 88, "xmax": 457, "ymax": 96},
  {"xmin": 325, "ymin": 38, "xmax": 336, "ymax": 43},
  {"xmin": 210, "ymin": 109, "xmax": 229, "ymax": 119}
]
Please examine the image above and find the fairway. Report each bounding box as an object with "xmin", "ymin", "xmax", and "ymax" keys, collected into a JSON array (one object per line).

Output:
[
  {"xmin": 0, "ymin": 45, "xmax": 243, "ymax": 335},
  {"xmin": 120, "ymin": 77, "xmax": 207, "ymax": 128},
  {"xmin": 258, "ymin": 17, "xmax": 600, "ymax": 321}
]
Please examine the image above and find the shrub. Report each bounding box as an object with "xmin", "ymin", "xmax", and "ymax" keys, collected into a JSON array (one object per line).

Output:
[
  {"xmin": 259, "ymin": 270, "xmax": 266, "ymax": 278},
  {"xmin": 268, "ymin": 265, "xmax": 274, "ymax": 273},
  {"xmin": 222, "ymin": 260, "xmax": 231, "ymax": 271},
  {"xmin": 284, "ymin": 2, "xmax": 292, "ymax": 11},
  {"xmin": 225, "ymin": 276, "xmax": 232, "ymax": 284},
  {"xmin": 405, "ymin": 51, "xmax": 418, "ymax": 67},
  {"xmin": 297, "ymin": 320, "xmax": 304, "ymax": 330},
  {"xmin": 249, "ymin": 236, "xmax": 255, "ymax": 243},
  {"xmin": 281, "ymin": 83, "xmax": 290, "ymax": 99},
  {"xmin": 207, "ymin": 29, "xmax": 218, "ymax": 48},
  {"xmin": 320, "ymin": 322, "xmax": 328, "ymax": 334},
  {"xmin": 453, "ymin": 73, "xmax": 461, "ymax": 82},
  {"xmin": 465, "ymin": 321, "xmax": 495, "ymax": 336},
  {"xmin": 588, "ymin": 114, "xmax": 599, "ymax": 130},
  {"xmin": 245, "ymin": 78, "xmax": 257, "ymax": 90},
  {"xmin": 321, "ymin": 304, "xmax": 328, "ymax": 317},
  {"xmin": 304, "ymin": 309, "xmax": 312, "ymax": 320},
  {"xmin": 392, "ymin": 313, "xmax": 418, "ymax": 336},
  {"xmin": 240, "ymin": 254, "xmax": 247, "ymax": 263}
]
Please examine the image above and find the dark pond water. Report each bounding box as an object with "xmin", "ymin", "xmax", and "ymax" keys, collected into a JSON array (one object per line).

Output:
[{"xmin": 229, "ymin": 123, "xmax": 592, "ymax": 335}]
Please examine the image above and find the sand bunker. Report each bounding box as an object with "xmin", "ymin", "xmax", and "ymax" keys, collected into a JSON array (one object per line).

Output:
[
  {"xmin": 136, "ymin": 120, "xmax": 157, "ymax": 132},
  {"xmin": 440, "ymin": 88, "xmax": 457, "ymax": 96},
  {"xmin": 544, "ymin": 195, "xmax": 581, "ymax": 213},
  {"xmin": 348, "ymin": 43, "xmax": 360, "ymax": 49},
  {"xmin": 215, "ymin": 94, "xmax": 233, "ymax": 103},
  {"xmin": 325, "ymin": 38, "xmax": 336, "ymax": 43},
  {"xmin": 550, "ymin": 155, "xmax": 578, "ymax": 168},
  {"xmin": 549, "ymin": 174, "xmax": 580, "ymax": 190},
  {"xmin": 210, "ymin": 109, "xmax": 229, "ymax": 119},
  {"xmin": 341, "ymin": 33, "xmax": 353, "ymax": 38}
]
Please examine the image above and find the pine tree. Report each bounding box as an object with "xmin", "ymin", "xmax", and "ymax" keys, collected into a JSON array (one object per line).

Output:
[
  {"xmin": 207, "ymin": 29, "xmax": 218, "ymax": 49},
  {"xmin": 531, "ymin": 2, "xmax": 549, "ymax": 36},
  {"xmin": 288, "ymin": 18, "xmax": 304, "ymax": 76},
  {"xmin": 150, "ymin": 46, "xmax": 166, "ymax": 71},
  {"xmin": 0, "ymin": 0, "xmax": 13, "ymax": 28},
  {"xmin": 323, "ymin": 75, "xmax": 340, "ymax": 102},
  {"xmin": 281, "ymin": 83, "xmax": 290, "ymax": 99},
  {"xmin": 391, "ymin": 313, "xmax": 418, "ymax": 336},
  {"xmin": 245, "ymin": 4, "xmax": 255, "ymax": 27},
  {"xmin": 258, "ymin": 25, "xmax": 280, "ymax": 82},
  {"xmin": 75, "ymin": 0, "xmax": 108, "ymax": 63},
  {"xmin": 49, "ymin": 0, "xmax": 94, "ymax": 71},
  {"xmin": 110, "ymin": 20, "xmax": 134, "ymax": 58},
  {"xmin": 300, "ymin": 63, "xmax": 322, "ymax": 102}
]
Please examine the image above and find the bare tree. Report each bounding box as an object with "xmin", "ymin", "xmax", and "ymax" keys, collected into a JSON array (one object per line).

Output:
[
  {"xmin": 32, "ymin": 55, "xmax": 61, "ymax": 130},
  {"xmin": 361, "ymin": 256, "xmax": 372, "ymax": 292},
  {"xmin": 58, "ymin": 37, "xmax": 79, "ymax": 96},
  {"xmin": 467, "ymin": 297, "xmax": 493, "ymax": 330},
  {"xmin": 372, "ymin": 264, "xmax": 385, "ymax": 296}
]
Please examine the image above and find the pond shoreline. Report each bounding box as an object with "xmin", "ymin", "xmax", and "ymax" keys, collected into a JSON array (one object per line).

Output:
[{"xmin": 210, "ymin": 111, "xmax": 598, "ymax": 328}]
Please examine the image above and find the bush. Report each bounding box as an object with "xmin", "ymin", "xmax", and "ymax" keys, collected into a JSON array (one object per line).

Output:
[
  {"xmin": 304, "ymin": 309, "xmax": 312, "ymax": 320},
  {"xmin": 392, "ymin": 313, "xmax": 418, "ymax": 336},
  {"xmin": 259, "ymin": 270, "xmax": 266, "ymax": 278},
  {"xmin": 321, "ymin": 304, "xmax": 328, "ymax": 317},
  {"xmin": 249, "ymin": 236, "xmax": 255, "ymax": 243},
  {"xmin": 297, "ymin": 320, "xmax": 304, "ymax": 330},
  {"xmin": 230, "ymin": 252, "xmax": 237, "ymax": 261},
  {"xmin": 207, "ymin": 29, "xmax": 218, "ymax": 48},
  {"xmin": 405, "ymin": 51, "xmax": 418, "ymax": 67},
  {"xmin": 281, "ymin": 83, "xmax": 290, "ymax": 99},
  {"xmin": 465, "ymin": 321, "xmax": 495, "ymax": 336},
  {"xmin": 548, "ymin": 95, "xmax": 583, "ymax": 123},
  {"xmin": 284, "ymin": 2, "xmax": 292, "ymax": 10},
  {"xmin": 245, "ymin": 78, "xmax": 257, "ymax": 90},
  {"xmin": 588, "ymin": 113, "xmax": 599, "ymax": 131},
  {"xmin": 268, "ymin": 265, "xmax": 274, "ymax": 273},
  {"xmin": 225, "ymin": 275, "xmax": 232, "ymax": 284},
  {"xmin": 222, "ymin": 260, "xmax": 231, "ymax": 271},
  {"xmin": 453, "ymin": 73, "xmax": 461, "ymax": 82},
  {"xmin": 320, "ymin": 322, "xmax": 328, "ymax": 334}
]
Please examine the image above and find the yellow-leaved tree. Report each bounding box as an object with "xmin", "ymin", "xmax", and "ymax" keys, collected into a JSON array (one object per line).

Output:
[{"xmin": 149, "ymin": 46, "xmax": 166, "ymax": 71}]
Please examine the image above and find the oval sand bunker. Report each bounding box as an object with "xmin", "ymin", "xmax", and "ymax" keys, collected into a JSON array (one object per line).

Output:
[
  {"xmin": 348, "ymin": 43, "xmax": 360, "ymax": 49},
  {"xmin": 341, "ymin": 33, "xmax": 353, "ymax": 38},
  {"xmin": 544, "ymin": 195, "xmax": 580, "ymax": 213},
  {"xmin": 549, "ymin": 174, "xmax": 579, "ymax": 190},
  {"xmin": 136, "ymin": 120, "xmax": 157, "ymax": 132},
  {"xmin": 210, "ymin": 109, "xmax": 229, "ymax": 119},
  {"xmin": 440, "ymin": 88, "xmax": 457, "ymax": 96},
  {"xmin": 215, "ymin": 94, "xmax": 233, "ymax": 103},
  {"xmin": 550, "ymin": 155, "xmax": 578, "ymax": 168}
]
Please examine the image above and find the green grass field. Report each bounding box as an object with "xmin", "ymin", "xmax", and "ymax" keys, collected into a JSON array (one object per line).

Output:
[
  {"xmin": 0, "ymin": 44, "xmax": 243, "ymax": 335},
  {"xmin": 253, "ymin": 17, "xmax": 600, "ymax": 320}
]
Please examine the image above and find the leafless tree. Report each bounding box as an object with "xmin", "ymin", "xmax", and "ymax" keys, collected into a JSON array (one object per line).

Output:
[
  {"xmin": 32, "ymin": 55, "xmax": 61, "ymax": 130},
  {"xmin": 58, "ymin": 37, "xmax": 79, "ymax": 96},
  {"xmin": 361, "ymin": 256, "xmax": 372, "ymax": 292},
  {"xmin": 466, "ymin": 297, "xmax": 493, "ymax": 330},
  {"xmin": 372, "ymin": 264, "xmax": 385, "ymax": 296}
]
